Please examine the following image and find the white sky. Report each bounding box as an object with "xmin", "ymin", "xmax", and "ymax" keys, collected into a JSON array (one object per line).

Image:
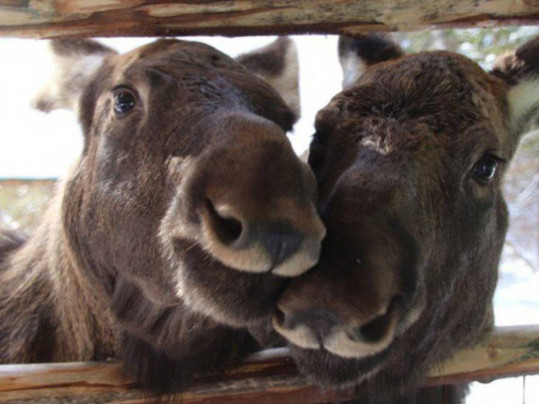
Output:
[{"xmin": 0, "ymin": 35, "xmax": 342, "ymax": 178}]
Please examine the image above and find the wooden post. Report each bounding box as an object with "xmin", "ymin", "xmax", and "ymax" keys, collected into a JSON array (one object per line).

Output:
[
  {"xmin": 0, "ymin": 325, "xmax": 537, "ymax": 403},
  {"xmin": 0, "ymin": 0, "xmax": 537, "ymax": 39}
]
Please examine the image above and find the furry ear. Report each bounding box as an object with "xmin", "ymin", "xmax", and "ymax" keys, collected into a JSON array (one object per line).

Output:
[
  {"xmin": 32, "ymin": 39, "xmax": 117, "ymax": 113},
  {"xmin": 338, "ymin": 33, "xmax": 404, "ymax": 89},
  {"xmin": 491, "ymin": 36, "xmax": 539, "ymax": 137},
  {"xmin": 236, "ymin": 37, "xmax": 300, "ymax": 122}
]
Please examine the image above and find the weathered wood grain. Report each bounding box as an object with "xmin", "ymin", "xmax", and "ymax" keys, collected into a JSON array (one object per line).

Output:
[
  {"xmin": 0, "ymin": 0, "xmax": 537, "ymax": 38},
  {"xmin": 0, "ymin": 325, "xmax": 537, "ymax": 403}
]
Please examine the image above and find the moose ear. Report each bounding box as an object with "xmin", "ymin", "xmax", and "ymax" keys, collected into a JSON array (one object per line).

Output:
[
  {"xmin": 236, "ymin": 37, "xmax": 300, "ymax": 122},
  {"xmin": 338, "ymin": 33, "xmax": 404, "ymax": 89},
  {"xmin": 491, "ymin": 36, "xmax": 539, "ymax": 137},
  {"xmin": 32, "ymin": 39, "xmax": 117, "ymax": 113}
]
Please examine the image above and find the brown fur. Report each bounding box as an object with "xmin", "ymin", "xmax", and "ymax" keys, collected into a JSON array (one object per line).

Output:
[
  {"xmin": 0, "ymin": 229, "xmax": 26, "ymax": 268},
  {"xmin": 0, "ymin": 37, "xmax": 324, "ymax": 394},
  {"xmin": 273, "ymin": 34, "xmax": 538, "ymax": 403}
]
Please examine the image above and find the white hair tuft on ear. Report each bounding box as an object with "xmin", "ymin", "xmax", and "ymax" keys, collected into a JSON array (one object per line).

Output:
[
  {"xmin": 507, "ymin": 77, "xmax": 539, "ymax": 135},
  {"xmin": 491, "ymin": 36, "xmax": 539, "ymax": 137}
]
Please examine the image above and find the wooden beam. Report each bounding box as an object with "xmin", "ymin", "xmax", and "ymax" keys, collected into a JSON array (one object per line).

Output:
[
  {"xmin": 0, "ymin": 0, "xmax": 537, "ymax": 39},
  {"xmin": 0, "ymin": 325, "xmax": 537, "ymax": 403}
]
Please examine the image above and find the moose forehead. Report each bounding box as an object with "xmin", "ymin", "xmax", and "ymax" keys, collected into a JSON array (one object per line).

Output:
[
  {"xmin": 116, "ymin": 39, "xmax": 238, "ymax": 75},
  {"xmin": 76, "ymin": 38, "xmax": 297, "ymax": 155},
  {"xmin": 317, "ymin": 51, "xmax": 510, "ymax": 156},
  {"xmin": 96, "ymin": 39, "xmax": 250, "ymax": 103}
]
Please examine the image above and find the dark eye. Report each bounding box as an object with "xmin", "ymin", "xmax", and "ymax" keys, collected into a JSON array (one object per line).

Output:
[
  {"xmin": 472, "ymin": 155, "xmax": 499, "ymax": 184},
  {"xmin": 113, "ymin": 87, "xmax": 136, "ymax": 116}
]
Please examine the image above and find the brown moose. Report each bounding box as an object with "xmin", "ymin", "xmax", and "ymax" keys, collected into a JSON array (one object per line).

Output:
[
  {"xmin": 0, "ymin": 37, "xmax": 325, "ymax": 392},
  {"xmin": 273, "ymin": 34, "xmax": 539, "ymax": 403}
]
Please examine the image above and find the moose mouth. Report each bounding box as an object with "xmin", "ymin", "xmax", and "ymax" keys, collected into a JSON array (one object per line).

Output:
[
  {"xmin": 286, "ymin": 296, "xmax": 426, "ymax": 392},
  {"xmin": 171, "ymin": 238, "xmax": 288, "ymax": 326},
  {"xmin": 288, "ymin": 340, "xmax": 395, "ymax": 388},
  {"xmin": 271, "ymin": 255, "xmax": 426, "ymax": 387}
]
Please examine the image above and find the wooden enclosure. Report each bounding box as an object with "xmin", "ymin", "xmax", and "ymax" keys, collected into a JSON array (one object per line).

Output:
[
  {"xmin": 0, "ymin": 326, "xmax": 537, "ymax": 403},
  {"xmin": 0, "ymin": 0, "xmax": 538, "ymax": 402},
  {"xmin": 0, "ymin": 0, "xmax": 538, "ymax": 38}
]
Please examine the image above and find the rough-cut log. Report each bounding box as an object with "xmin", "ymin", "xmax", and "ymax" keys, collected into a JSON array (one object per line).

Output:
[
  {"xmin": 0, "ymin": 0, "xmax": 537, "ymax": 38},
  {"xmin": 0, "ymin": 325, "xmax": 537, "ymax": 403}
]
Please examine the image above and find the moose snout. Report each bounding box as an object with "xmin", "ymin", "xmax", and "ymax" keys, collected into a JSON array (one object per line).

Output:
[
  {"xmin": 205, "ymin": 199, "xmax": 319, "ymax": 275},
  {"xmin": 165, "ymin": 113, "xmax": 325, "ymax": 277},
  {"xmin": 272, "ymin": 235, "xmax": 418, "ymax": 359},
  {"xmin": 273, "ymin": 295, "xmax": 402, "ymax": 358}
]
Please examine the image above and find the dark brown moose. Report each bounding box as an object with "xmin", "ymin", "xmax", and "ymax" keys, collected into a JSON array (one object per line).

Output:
[
  {"xmin": 0, "ymin": 37, "xmax": 325, "ymax": 393},
  {"xmin": 273, "ymin": 34, "xmax": 538, "ymax": 403}
]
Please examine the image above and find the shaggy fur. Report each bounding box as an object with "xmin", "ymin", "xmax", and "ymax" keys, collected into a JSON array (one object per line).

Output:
[
  {"xmin": 273, "ymin": 34, "xmax": 538, "ymax": 403},
  {"xmin": 0, "ymin": 37, "xmax": 325, "ymax": 395}
]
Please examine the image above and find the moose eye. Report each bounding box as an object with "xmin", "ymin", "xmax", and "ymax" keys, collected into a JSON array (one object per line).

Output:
[
  {"xmin": 472, "ymin": 155, "xmax": 500, "ymax": 184},
  {"xmin": 113, "ymin": 87, "xmax": 136, "ymax": 116}
]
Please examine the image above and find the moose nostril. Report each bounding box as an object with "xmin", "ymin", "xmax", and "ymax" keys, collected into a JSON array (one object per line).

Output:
[
  {"xmin": 274, "ymin": 306, "xmax": 301, "ymax": 331},
  {"xmin": 349, "ymin": 299, "xmax": 400, "ymax": 343},
  {"xmin": 206, "ymin": 199, "xmax": 243, "ymax": 245},
  {"xmin": 353, "ymin": 312, "xmax": 392, "ymax": 343}
]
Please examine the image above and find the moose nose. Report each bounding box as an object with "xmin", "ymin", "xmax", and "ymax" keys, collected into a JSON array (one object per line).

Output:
[
  {"xmin": 208, "ymin": 201, "xmax": 303, "ymax": 264},
  {"xmin": 273, "ymin": 292, "xmax": 402, "ymax": 357},
  {"xmin": 204, "ymin": 198, "xmax": 323, "ymax": 276},
  {"xmin": 169, "ymin": 113, "xmax": 326, "ymax": 277}
]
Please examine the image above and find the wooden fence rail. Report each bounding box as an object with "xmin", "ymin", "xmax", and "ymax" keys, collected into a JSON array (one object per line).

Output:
[
  {"xmin": 0, "ymin": 0, "xmax": 538, "ymax": 39},
  {"xmin": 0, "ymin": 325, "xmax": 537, "ymax": 403}
]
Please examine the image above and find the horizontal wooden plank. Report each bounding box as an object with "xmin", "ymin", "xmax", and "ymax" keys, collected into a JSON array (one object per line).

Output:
[
  {"xmin": 0, "ymin": 0, "xmax": 537, "ymax": 38},
  {"xmin": 0, "ymin": 325, "xmax": 537, "ymax": 403}
]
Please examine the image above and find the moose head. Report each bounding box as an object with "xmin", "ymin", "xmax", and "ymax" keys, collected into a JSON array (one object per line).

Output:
[
  {"xmin": 273, "ymin": 34, "xmax": 538, "ymax": 400},
  {"xmin": 32, "ymin": 37, "xmax": 325, "ymax": 329}
]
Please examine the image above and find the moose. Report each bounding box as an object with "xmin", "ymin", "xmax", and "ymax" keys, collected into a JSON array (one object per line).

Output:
[
  {"xmin": 272, "ymin": 34, "xmax": 538, "ymax": 403},
  {"xmin": 0, "ymin": 32, "xmax": 537, "ymax": 403},
  {"xmin": 0, "ymin": 37, "xmax": 325, "ymax": 392}
]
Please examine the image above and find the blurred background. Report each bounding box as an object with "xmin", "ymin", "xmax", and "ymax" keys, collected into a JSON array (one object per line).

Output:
[{"xmin": 0, "ymin": 27, "xmax": 538, "ymax": 403}]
